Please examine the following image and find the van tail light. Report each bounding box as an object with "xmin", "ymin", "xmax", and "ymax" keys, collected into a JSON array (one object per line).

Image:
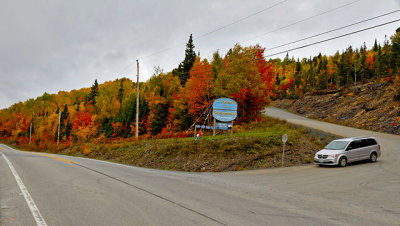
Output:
[{"xmin": 379, "ymin": 145, "xmax": 380, "ymax": 150}]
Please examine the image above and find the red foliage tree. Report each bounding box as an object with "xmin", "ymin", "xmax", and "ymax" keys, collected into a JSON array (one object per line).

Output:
[{"xmin": 230, "ymin": 47, "xmax": 276, "ymax": 122}]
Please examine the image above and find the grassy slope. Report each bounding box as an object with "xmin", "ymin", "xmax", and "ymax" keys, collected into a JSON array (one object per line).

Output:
[
  {"xmin": 60, "ymin": 117, "xmax": 335, "ymax": 172},
  {"xmin": 4, "ymin": 117, "xmax": 337, "ymax": 172}
]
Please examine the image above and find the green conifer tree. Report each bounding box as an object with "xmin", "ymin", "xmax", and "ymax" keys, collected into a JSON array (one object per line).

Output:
[
  {"xmin": 117, "ymin": 79, "xmax": 124, "ymax": 105},
  {"xmin": 174, "ymin": 34, "xmax": 196, "ymax": 86},
  {"xmin": 86, "ymin": 79, "xmax": 99, "ymax": 104},
  {"xmin": 390, "ymin": 28, "xmax": 400, "ymax": 74}
]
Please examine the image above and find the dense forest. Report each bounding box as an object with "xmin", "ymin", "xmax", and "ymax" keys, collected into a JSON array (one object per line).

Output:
[{"xmin": 1, "ymin": 29, "xmax": 399, "ymax": 149}]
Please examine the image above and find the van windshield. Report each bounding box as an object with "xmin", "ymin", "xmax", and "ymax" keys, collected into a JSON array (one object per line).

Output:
[{"xmin": 324, "ymin": 141, "xmax": 349, "ymax": 150}]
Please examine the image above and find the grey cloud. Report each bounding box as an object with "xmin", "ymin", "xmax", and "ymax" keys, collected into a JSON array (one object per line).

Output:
[{"xmin": 1, "ymin": 0, "xmax": 399, "ymax": 109}]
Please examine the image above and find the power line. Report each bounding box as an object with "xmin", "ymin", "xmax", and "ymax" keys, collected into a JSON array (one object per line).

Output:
[
  {"xmin": 265, "ymin": 9, "xmax": 400, "ymax": 51},
  {"xmin": 201, "ymin": 0, "xmax": 363, "ymax": 62},
  {"xmin": 127, "ymin": 19, "xmax": 400, "ymax": 84},
  {"xmin": 119, "ymin": 0, "xmax": 290, "ymax": 74},
  {"xmin": 141, "ymin": 0, "xmax": 289, "ymax": 61},
  {"xmin": 239, "ymin": 0, "xmax": 362, "ymax": 45},
  {"xmin": 168, "ymin": 18, "xmax": 400, "ymax": 77},
  {"xmin": 264, "ymin": 18, "xmax": 400, "ymax": 58},
  {"xmin": 142, "ymin": 0, "xmax": 361, "ymax": 63},
  {"xmin": 195, "ymin": 0, "xmax": 290, "ymax": 40}
]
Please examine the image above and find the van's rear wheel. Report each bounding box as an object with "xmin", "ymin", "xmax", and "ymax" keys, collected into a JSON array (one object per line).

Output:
[
  {"xmin": 370, "ymin": 153, "xmax": 377, "ymax": 162},
  {"xmin": 339, "ymin": 157, "xmax": 347, "ymax": 167}
]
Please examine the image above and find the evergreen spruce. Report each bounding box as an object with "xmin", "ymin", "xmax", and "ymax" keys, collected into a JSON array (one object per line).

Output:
[
  {"xmin": 60, "ymin": 104, "xmax": 71, "ymax": 140},
  {"xmin": 373, "ymin": 39, "xmax": 379, "ymax": 52},
  {"xmin": 117, "ymin": 79, "xmax": 124, "ymax": 105},
  {"xmin": 390, "ymin": 28, "xmax": 400, "ymax": 74},
  {"xmin": 87, "ymin": 79, "xmax": 99, "ymax": 104},
  {"xmin": 174, "ymin": 34, "xmax": 196, "ymax": 86}
]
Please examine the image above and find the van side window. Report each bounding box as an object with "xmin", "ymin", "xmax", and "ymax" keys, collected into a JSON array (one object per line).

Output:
[
  {"xmin": 360, "ymin": 139, "xmax": 369, "ymax": 148},
  {"xmin": 367, "ymin": 139, "xmax": 377, "ymax": 146},
  {"xmin": 354, "ymin": 140, "xmax": 363, "ymax": 149},
  {"xmin": 347, "ymin": 141, "xmax": 356, "ymax": 150}
]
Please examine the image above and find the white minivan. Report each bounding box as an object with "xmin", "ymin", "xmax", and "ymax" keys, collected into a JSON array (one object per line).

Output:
[{"xmin": 314, "ymin": 137, "xmax": 381, "ymax": 167}]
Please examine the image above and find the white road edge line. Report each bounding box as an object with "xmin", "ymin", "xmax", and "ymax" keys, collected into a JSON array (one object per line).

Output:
[{"xmin": 1, "ymin": 152, "xmax": 48, "ymax": 226}]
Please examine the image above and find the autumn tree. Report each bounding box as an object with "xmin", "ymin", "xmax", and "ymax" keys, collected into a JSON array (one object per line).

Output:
[
  {"xmin": 145, "ymin": 71, "xmax": 180, "ymax": 135},
  {"xmin": 71, "ymin": 105, "xmax": 97, "ymax": 142},
  {"xmin": 213, "ymin": 45, "xmax": 275, "ymax": 122},
  {"xmin": 174, "ymin": 57, "xmax": 214, "ymax": 130},
  {"xmin": 113, "ymin": 95, "xmax": 149, "ymax": 137}
]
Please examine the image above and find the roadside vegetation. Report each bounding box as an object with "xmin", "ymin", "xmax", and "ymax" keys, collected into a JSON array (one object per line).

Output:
[
  {"xmin": 7, "ymin": 116, "xmax": 336, "ymax": 172},
  {"xmin": 1, "ymin": 28, "xmax": 398, "ymax": 170},
  {"xmin": 1, "ymin": 29, "xmax": 399, "ymax": 149}
]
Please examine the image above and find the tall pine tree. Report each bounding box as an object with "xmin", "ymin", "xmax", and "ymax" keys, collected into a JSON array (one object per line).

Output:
[
  {"xmin": 117, "ymin": 78, "xmax": 124, "ymax": 105},
  {"xmin": 390, "ymin": 27, "xmax": 400, "ymax": 74},
  {"xmin": 86, "ymin": 79, "xmax": 99, "ymax": 104},
  {"xmin": 173, "ymin": 34, "xmax": 196, "ymax": 86}
]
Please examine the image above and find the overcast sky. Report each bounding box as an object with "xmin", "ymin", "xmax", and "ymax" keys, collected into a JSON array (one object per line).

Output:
[{"xmin": 1, "ymin": 0, "xmax": 399, "ymax": 109}]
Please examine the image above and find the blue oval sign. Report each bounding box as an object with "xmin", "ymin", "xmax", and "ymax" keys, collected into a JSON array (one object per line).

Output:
[{"xmin": 212, "ymin": 98, "xmax": 238, "ymax": 122}]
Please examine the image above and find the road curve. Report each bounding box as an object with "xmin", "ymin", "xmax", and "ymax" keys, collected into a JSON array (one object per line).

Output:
[{"xmin": 0, "ymin": 107, "xmax": 399, "ymax": 226}]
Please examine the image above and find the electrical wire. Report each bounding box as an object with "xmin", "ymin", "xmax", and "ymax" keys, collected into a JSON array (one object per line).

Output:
[
  {"xmin": 265, "ymin": 9, "xmax": 400, "ymax": 52},
  {"xmin": 170, "ymin": 18, "xmax": 400, "ymax": 81},
  {"xmin": 119, "ymin": 0, "xmax": 291, "ymax": 74},
  {"xmin": 143, "ymin": 0, "xmax": 362, "ymax": 63},
  {"xmin": 264, "ymin": 18, "xmax": 400, "ymax": 58},
  {"xmin": 239, "ymin": 0, "xmax": 363, "ymax": 45},
  {"xmin": 195, "ymin": 0, "xmax": 290, "ymax": 40},
  {"xmin": 141, "ymin": 0, "xmax": 290, "ymax": 61}
]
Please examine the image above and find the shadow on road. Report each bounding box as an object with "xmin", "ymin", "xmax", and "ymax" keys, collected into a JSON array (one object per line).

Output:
[{"xmin": 316, "ymin": 159, "xmax": 377, "ymax": 168}]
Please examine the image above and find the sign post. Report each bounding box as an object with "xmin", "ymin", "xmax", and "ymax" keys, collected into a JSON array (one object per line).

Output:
[
  {"xmin": 213, "ymin": 118, "xmax": 216, "ymax": 136},
  {"xmin": 282, "ymin": 134, "xmax": 288, "ymax": 167}
]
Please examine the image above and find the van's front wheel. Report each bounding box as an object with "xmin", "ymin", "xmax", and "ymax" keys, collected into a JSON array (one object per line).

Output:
[{"xmin": 339, "ymin": 157, "xmax": 347, "ymax": 167}]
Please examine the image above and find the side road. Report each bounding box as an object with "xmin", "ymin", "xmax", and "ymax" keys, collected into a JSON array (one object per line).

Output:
[{"xmin": 0, "ymin": 107, "xmax": 399, "ymax": 225}]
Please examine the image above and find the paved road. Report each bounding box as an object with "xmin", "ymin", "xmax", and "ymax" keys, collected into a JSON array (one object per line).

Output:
[{"xmin": 1, "ymin": 107, "xmax": 399, "ymax": 226}]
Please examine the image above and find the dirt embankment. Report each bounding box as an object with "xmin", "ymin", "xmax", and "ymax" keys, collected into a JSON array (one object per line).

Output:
[{"xmin": 273, "ymin": 82, "xmax": 400, "ymax": 135}]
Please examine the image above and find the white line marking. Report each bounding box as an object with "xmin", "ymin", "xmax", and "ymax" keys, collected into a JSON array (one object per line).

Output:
[{"xmin": 1, "ymin": 152, "xmax": 48, "ymax": 226}]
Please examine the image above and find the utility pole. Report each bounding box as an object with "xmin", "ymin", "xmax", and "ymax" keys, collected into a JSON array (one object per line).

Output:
[
  {"xmin": 135, "ymin": 60, "xmax": 139, "ymax": 140},
  {"xmin": 29, "ymin": 121, "xmax": 32, "ymax": 144},
  {"xmin": 57, "ymin": 110, "xmax": 61, "ymax": 145}
]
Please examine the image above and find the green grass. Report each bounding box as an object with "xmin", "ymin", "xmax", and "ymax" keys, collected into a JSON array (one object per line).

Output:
[
  {"xmin": 6, "ymin": 116, "xmax": 334, "ymax": 172},
  {"xmin": 67, "ymin": 116, "xmax": 329, "ymax": 172}
]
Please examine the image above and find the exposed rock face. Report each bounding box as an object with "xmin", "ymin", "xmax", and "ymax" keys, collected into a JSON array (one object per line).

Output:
[{"xmin": 273, "ymin": 82, "xmax": 400, "ymax": 135}]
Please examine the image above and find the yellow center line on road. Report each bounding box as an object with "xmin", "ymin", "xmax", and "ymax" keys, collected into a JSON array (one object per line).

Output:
[
  {"xmin": 34, "ymin": 153, "xmax": 76, "ymax": 164},
  {"xmin": 0, "ymin": 146, "xmax": 76, "ymax": 164}
]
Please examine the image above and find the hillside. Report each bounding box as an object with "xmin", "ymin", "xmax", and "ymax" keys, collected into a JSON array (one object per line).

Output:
[
  {"xmin": 273, "ymin": 80, "xmax": 400, "ymax": 135},
  {"xmin": 14, "ymin": 116, "xmax": 336, "ymax": 172},
  {"xmin": 1, "ymin": 28, "xmax": 399, "ymax": 156}
]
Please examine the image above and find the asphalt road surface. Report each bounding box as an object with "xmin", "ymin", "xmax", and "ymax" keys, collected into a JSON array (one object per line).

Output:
[{"xmin": 1, "ymin": 107, "xmax": 399, "ymax": 226}]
